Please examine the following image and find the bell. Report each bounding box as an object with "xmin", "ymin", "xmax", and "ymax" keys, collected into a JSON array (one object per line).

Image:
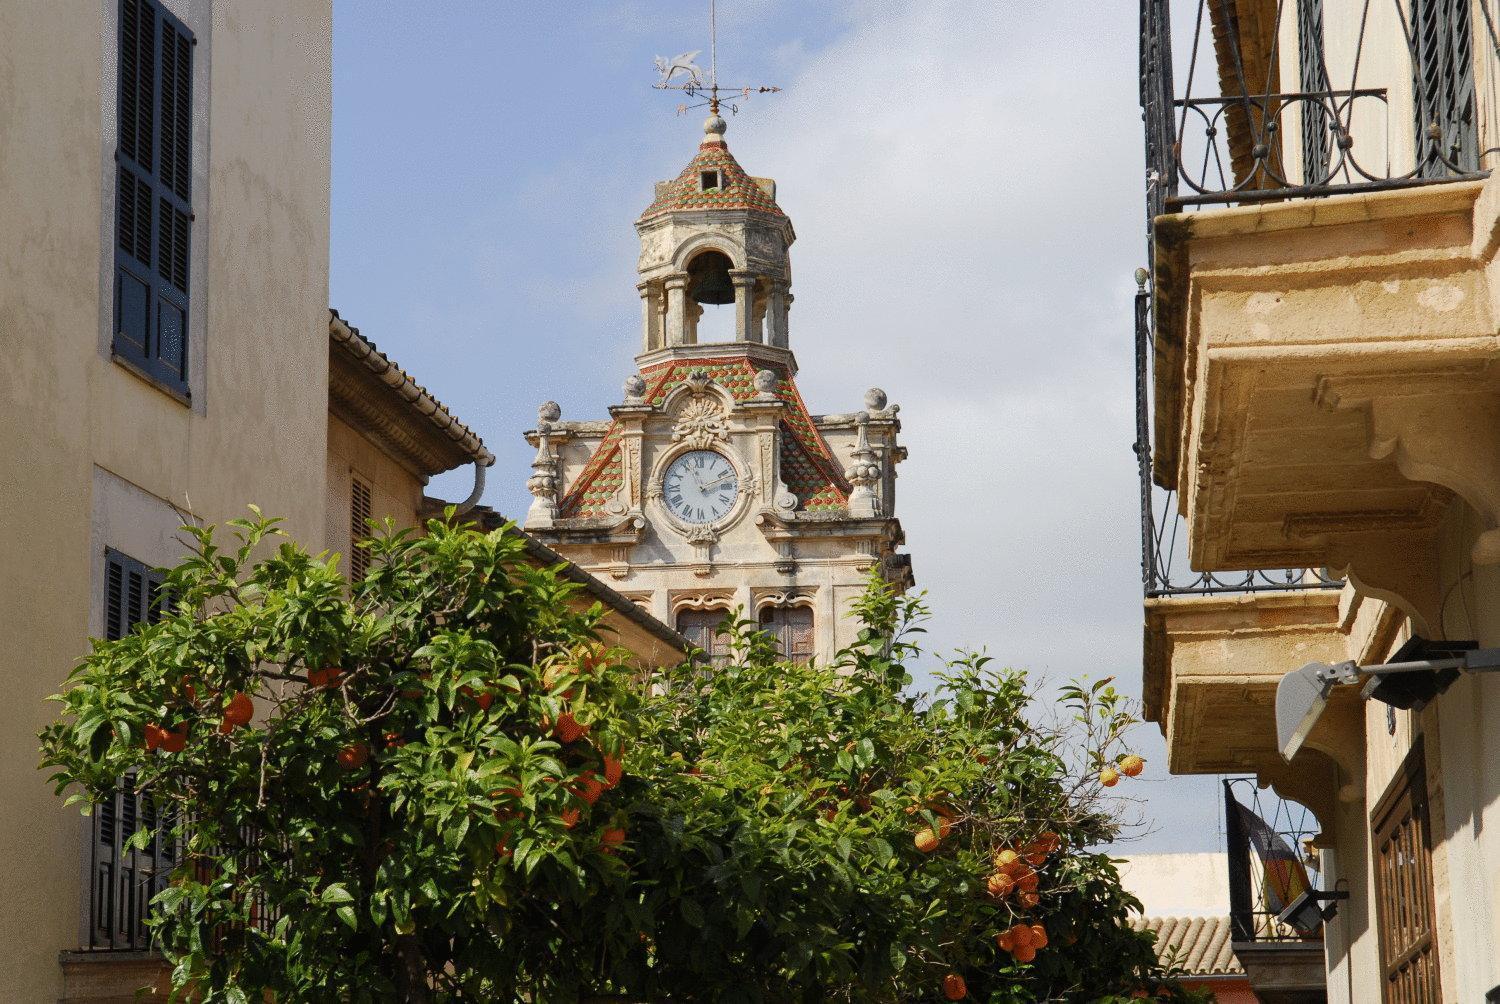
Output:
[{"xmin": 690, "ymin": 267, "xmax": 735, "ymax": 305}]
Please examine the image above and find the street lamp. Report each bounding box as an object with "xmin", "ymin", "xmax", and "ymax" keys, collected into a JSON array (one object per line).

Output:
[{"xmin": 1275, "ymin": 639, "xmax": 1500, "ymax": 761}]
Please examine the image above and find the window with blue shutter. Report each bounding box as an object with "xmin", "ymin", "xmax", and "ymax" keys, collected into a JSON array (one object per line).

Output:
[{"xmin": 113, "ymin": 0, "xmax": 193, "ymax": 395}]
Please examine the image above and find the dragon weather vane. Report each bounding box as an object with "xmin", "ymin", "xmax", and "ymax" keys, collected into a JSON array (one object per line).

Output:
[{"xmin": 653, "ymin": 0, "xmax": 780, "ymax": 116}]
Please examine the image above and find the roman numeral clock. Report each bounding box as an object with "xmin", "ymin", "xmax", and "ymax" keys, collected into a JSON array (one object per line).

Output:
[{"xmin": 520, "ymin": 112, "xmax": 912, "ymax": 666}]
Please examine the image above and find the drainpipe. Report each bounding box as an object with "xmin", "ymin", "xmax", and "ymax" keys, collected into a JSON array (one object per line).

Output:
[{"xmin": 454, "ymin": 452, "xmax": 494, "ymax": 516}]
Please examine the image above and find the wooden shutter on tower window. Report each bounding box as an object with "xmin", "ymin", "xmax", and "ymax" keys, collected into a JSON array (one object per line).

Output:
[
  {"xmin": 114, "ymin": 0, "xmax": 193, "ymax": 391},
  {"xmin": 676, "ymin": 609, "xmax": 732, "ymax": 667},
  {"xmin": 759, "ymin": 606, "xmax": 814, "ymax": 664},
  {"xmin": 1372, "ymin": 737, "xmax": 1442, "ymax": 1002},
  {"xmin": 349, "ymin": 476, "xmax": 373, "ymax": 580}
]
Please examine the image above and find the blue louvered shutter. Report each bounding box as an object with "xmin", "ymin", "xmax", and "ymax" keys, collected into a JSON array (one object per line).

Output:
[
  {"xmin": 113, "ymin": 0, "xmax": 192, "ymax": 392},
  {"xmin": 103, "ymin": 548, "xmax": 168, "ymax": 640},
  {"xmin": 1410, "ymin": 0, "xmax": 1477, "ymax": 178}
]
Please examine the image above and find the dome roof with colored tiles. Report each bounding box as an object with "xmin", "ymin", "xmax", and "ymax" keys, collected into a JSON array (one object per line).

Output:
[{"xmin": 638, "ymin": 115, "xmax": 785, "ymax": 222}]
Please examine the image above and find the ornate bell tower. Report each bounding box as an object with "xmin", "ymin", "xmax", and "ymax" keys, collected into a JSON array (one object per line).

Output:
[{"xmin": 522, "ymin": 114, "xmax": 911, "ymax": 664}]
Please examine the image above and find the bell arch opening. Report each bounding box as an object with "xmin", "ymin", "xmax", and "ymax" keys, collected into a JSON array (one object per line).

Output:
[{"xmin": 686, "ymin": 249, "xmax": 737, "ymax": 343}]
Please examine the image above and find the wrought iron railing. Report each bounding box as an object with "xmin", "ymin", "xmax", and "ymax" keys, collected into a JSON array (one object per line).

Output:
[
  {"xmin": 1134, "ymin": 280, "xmax": 1343, "ymax": 596},
  {"xmin": 1141, "ymin": 0, "xmax": 1496, "ymax": 218},
  {"xmin": 1224, "ymin": 777, "xmax": 1324, "ymax": 943},
  {"xmin": 88, "ymin": 778, "xmax": 281, "ymax": 952}
]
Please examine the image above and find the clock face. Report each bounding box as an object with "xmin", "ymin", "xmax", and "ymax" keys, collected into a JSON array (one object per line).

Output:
[{"xmin": 662, "ymin": 450, "xmax": 739, "ymax": 524}]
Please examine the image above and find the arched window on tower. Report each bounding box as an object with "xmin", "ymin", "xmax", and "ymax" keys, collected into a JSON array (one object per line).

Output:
[
  {"xmin": 758, "ymin": 605, "xmax": 814, "ymax": 664},
  {"xmin": 676, "ymin": 607, "xmax": 732, "ymax": 667},
  {"xmin": 686, "ymin": 249, "xmax": 736, "ymax": 343}
]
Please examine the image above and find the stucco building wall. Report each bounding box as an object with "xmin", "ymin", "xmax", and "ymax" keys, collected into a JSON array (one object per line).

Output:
[{"xmin": 0, "ymin": 1, "xmax": 332, "ymax": 997}]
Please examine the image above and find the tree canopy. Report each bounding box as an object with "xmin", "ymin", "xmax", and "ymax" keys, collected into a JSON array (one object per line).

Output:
[{"xmin": 42, "ymin": 513, "xmax": 1204, "ymax": 1002}]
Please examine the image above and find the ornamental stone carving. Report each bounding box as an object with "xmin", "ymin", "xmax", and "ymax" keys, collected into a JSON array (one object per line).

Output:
[
  {"xmin": 671, "ymin": 389, "xmax": 730, "ymax": 449},
  {"xmin": 845, "ymin": 412, "xmax": 883, "ymax": 518},
  {"xmin": 623, "ymin": 374, "xmax": 647, "ymax": 402}
]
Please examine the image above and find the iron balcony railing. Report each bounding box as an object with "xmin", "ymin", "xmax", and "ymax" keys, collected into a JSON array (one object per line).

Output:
[
  {"xmin": 1223, "ymin": 777, "xmax": 1325, "ymax": 943},
  {"xmin": 1133, "ymin": 0, "xmax": 1500, "ymax": 597}
]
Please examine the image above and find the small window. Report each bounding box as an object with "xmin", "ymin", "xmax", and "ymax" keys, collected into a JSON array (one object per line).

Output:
[
  {"xmin": 700, "ymin": 169, "xmax": 722, "ymax": 191},
  {"xmin": 759, "ymin": 605, "xmax": 814, "ymax": 664},
  {"xmin": 677, "ymin": 608, "xmax": 732, "ymax": 667},
  {"xmin": 349, "ymin": 475, "xmax": 373, "ymax": 580}
]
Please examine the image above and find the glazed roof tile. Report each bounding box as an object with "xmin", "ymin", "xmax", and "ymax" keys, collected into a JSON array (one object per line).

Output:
[
  {"xmin": 556, "ymin": 355, "xmax": 847, "ymax": 519},
  {"xmin": 638, "ymin": 141, "xmax": 784, "ymax": 221}
]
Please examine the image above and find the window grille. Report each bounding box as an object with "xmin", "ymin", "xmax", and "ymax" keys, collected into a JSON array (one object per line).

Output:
[
  {"xmin": 758, "ymin": 605, "xmax": 814, "ymax": 664},
  {"xmin": 1297, "ymin": 0, "xmax": 1332, "ymax": 183},
  {"xmin": 1372, "ymin": 738, "xmax": 1442, "ymax": 1001},
  {"xmin": 349, "ymin": 475, "xmax": 373, "ymax": 580},
  {"xmin": 113, "ymin": 0, "xmax": 194, "ymax": 392},
  {"xmin": 1410, "ymin": 0, "xmax": 1477, "ymax": 177}
]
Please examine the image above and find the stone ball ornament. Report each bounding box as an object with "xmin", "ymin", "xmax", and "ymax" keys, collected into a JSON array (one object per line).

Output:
[
  {"xmin": 864, "ymin": 387, "xmax": 888, "ymax": 412},
  {"xmin": 623, "ymin": 374, "xmax": 647, "ymax": 400},
  {"xmin": 537, "ymin": 400, "xmax": 562, "ymax": 424},
  {"xmin": 753, "ymin": 369, "xmax": 779, "ymax": 394}
]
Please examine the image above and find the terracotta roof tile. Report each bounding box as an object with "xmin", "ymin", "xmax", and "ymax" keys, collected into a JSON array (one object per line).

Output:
[{"xmin": 1130, "ymin": 916, "xmax": 1244, "ymax": 976}]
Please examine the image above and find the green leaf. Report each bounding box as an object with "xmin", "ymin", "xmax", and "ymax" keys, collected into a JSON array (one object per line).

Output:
[
  {"xmin": 320, "ymin": 884, "xmax": 354, "ymax": 904},
  {"xmin": 336, "ymin": 904, "xmax": 358, "ymax": 930}
]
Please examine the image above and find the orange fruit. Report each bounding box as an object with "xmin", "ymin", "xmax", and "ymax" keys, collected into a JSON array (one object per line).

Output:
[
  {"xmin": 994, "ymin": 848, "xmax": 1022, "ymax": 873},
  {"xmin": 1120, "ymin": 754, "xmax": 1145, "ymax": 778},
  {"xmin": 935, "ymin": 815, "xmax": 955, "ymax": 839},
  {"xmin": 1019, "ymin": 889, "xmax": 1040, "ymax": 908},
  {"xmin": 1010, "ymin": 923, "xmax": 1034, "ymax": 950},
  {"xmin": 1029, "ymin": 924, "xmax": 1048, "ymax": 949},
  {"xmin": 554, "ymin": 712, "xmax": 587, "ymax": 744},
  {"xmin": 337, "ymin": 742, "xmax": 369, "ymax": 770},
  {"xmin": 996, "ymin": 929, "xmax": 1016, "ymax": 952},
  {"xmin": 494, "ymin": 837, "xmax": 512, "ymax": 858},
  {"xmin": 382, "ymin": 731, "xmax": 407, "ymax": 748},
  {"xmin": 600, "ymin": 826, "xmax": 626, "ymax": 853},
  {"xmin": 942, "ymin": 973, "xmax": 967, "ymax": 1000},
  {"xmin": 144, "ymin": 723, "xmax": 166, "ymax": 751},
  {"xmin": 1025, "ymin": 846, "xmax": 1048, "ymax": 866},
  {"xmin": 307, "ymin": 666, "xmax": 343, "ymax": 689},
  {"xmin": 159, "ymin": 725, "xmax": 188, "ymax": 753},
  {"xmin": 1100, "ymin": 767, "xmax": 1120, "ymax": 788},
  {"xmin": 986, "ymin": 872, "xmax": 1015, "ymax": 899},
  {"xmin": 573, "ymin": 771, "xmax": 605, "ymax": 806},
  {"xmin": 1037, "ymin": 830, "xmax": 1061, "ymax": 851},
  {"xmin": 222, "ymin": 692, "xmax": 253, "ymax": 729},
  {"xmin": 561, "ymin": 807, "xmax": 581, "ymax": 829},
  {"xmin": 1014, "ymin": 944, "xmax": 1037, "ymax": 964},
  {"xmin": 914, "ymin": 828, "xmax": 941, "ymax": 853},
  {"xmin": 602, "ymin": 753, "xmax": 624, "ymax": 788}
]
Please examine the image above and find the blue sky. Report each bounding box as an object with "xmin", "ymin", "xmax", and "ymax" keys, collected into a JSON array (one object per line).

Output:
[{"xmin": 330, "ymin": 1, "xmax": 1227, "ymax": 856}]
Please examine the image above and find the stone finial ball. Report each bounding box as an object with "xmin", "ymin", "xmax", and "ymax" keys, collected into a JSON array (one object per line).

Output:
[
  {"xmin": 623, "ymin": 374, "xmax": 647, "ymax": 399},
  {"xmin": 704, "ymin": 113, "xmax": 727, "ymax": 137},
  {"xmin": 753, "ymin": 369, "xmax": 778, "ymax": 393},
  {"xmin": 864, "ymin": 387, "xmax": 888, "ymax": 411},
  {"xmin": 538, "ymin": 400, "xmax": 562, "ymax": 423}
]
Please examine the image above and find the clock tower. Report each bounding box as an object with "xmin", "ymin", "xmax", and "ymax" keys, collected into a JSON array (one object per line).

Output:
[{"xmin": 521, "ymin": 113, "xmax": 911, "ymax": 663}]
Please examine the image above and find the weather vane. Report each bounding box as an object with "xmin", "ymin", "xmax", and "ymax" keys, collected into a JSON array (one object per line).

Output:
[{"xmin": 653, "ymin": 0, "xmax": 780, "ymax": 117}]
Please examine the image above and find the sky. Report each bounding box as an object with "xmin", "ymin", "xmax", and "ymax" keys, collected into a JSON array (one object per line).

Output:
[{"xmin": 330, "ymin": 1, "xmax": 1228, "ymax": 855}]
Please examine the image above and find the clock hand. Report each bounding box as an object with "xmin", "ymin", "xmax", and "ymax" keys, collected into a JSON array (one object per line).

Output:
[{"xmin": 701, "ymin": 473, "xmax": 736, "ymax": 490}]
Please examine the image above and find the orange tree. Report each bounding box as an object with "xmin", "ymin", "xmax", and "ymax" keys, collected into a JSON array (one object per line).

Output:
[{"xmin": 41, "ymin": 513, "xmax": 1203, "ymax": 1003}]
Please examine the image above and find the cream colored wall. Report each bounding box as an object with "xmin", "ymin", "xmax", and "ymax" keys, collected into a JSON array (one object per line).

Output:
[
  {"xmin": 0, "ymin": 1, "xmax": 331, "ymax": 998},
  {"xmin": 324, "ymin": 414, "xmax": 426, "ymax": 564}
]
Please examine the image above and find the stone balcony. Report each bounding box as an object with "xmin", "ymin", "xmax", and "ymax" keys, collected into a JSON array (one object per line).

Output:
[{"xmin": 1150, "ymin": 177, "xmax": 1500, "ymax": 639}]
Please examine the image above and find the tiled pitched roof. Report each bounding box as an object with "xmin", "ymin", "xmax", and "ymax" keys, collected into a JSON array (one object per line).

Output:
[
  {"xmin": 638, "ymin": 142, "xmax": 784, "ymax": 221},
  {"xmin": 555, "ymin": 355, "xmax": 848, "ymax": 519},
  {"xmin": 328, "ymin": 309, "xmax": 492, "ymax": 473},
  {"xmin": 1131, "ymin": 916, "xmax": 1244, "ymax": 976}
]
